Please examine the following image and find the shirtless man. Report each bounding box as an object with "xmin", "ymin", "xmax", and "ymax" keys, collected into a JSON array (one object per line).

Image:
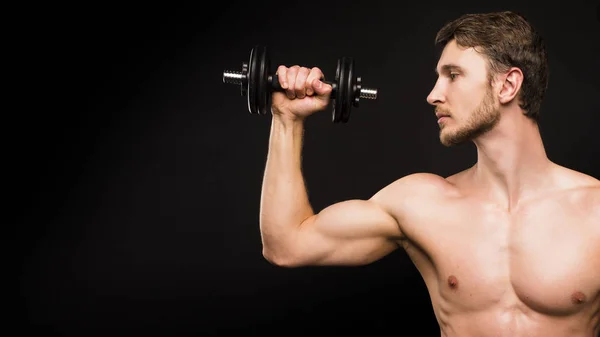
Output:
[{"xmin": 258, "ymin": 11, "xmax": 600, "ymax": 337}]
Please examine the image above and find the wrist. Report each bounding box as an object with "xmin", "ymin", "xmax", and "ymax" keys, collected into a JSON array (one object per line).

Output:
[{"xmin": 273, "ymin": 113, "xmax": 305, "ymax": 129}]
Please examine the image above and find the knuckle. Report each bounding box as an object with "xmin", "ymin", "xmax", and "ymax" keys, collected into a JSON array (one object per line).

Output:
[{"xmin": 311, "ymin": 72, "xmax": 324, "ymax": 83}]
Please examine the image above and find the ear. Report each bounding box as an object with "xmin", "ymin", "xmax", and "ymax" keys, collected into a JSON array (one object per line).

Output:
[{"xmin": 498, "ymin": 67, "xmax": 523, "ymax": 104}]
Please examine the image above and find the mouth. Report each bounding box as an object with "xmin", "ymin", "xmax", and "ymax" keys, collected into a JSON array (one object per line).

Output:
[
  {"xmin": 435, "ymin": 111, "xmax": 451, "ymax": 123},
  {"xmin": 435, "ymin": 110, "xmax": 450, "ymax": 119}
]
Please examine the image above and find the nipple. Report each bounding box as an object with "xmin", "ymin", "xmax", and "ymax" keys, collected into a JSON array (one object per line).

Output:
[
  {"xmin": 447, "ymin": 275, "xmax": 459, "ymax": 289},
  {"xmin": 571, "ymin": 291, "xmax": 586, "ymax": 304}
]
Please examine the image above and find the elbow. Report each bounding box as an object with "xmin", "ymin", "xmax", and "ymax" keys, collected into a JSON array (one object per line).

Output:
[{"xmin": 262, "ymin": 247, "xmax": 303, "ymax": 268}]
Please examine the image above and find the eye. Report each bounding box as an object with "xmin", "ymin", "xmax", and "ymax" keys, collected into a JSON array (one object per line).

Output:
[{"xmin": 449, "ymin": 73, "xmax": 459, "ymax": 80}]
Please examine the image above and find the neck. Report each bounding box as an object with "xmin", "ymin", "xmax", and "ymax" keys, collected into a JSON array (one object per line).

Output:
[{"xmin": 471, "ymin": 111, "xmax": 553, "ymax": 211}]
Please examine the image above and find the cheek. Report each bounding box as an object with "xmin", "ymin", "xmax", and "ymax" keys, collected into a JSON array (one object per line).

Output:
[
  {"xmin": 450, "ymin": 84, "xmax": 487, "ymax": 114},
  {"xmin": 447, "ymin": 89, "xmax": 473, "ymax": 116}
]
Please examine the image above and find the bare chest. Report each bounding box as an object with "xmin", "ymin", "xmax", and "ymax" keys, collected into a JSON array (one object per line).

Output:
[{"xmin": 403, "ymin": 198, "xmax": 600, "ymax": 316}]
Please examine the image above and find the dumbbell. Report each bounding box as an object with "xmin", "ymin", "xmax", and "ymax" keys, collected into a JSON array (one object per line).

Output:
[{"xmin": 222, "ymin": 45, "xmax": 378, "ymax": 123}]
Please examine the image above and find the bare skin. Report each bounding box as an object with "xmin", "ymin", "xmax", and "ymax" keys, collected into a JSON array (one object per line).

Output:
[{"xmin": 259, "ymin": 39, "xmax": 600, "ymax": 337}]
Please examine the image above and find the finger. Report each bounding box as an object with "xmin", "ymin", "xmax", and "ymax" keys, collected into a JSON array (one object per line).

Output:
[
  {"xmin": 312, "ymin": 80, "xmax": 332, "ymax": 97},
  {"xmin": 306, "ymin": 67, "xmax": 325, "ymax": 96},
  {"xmin": 294, "ymin": 67, "xmax": 310, "ymax": 99},
  {"xmin": 312, "ymin": 77, "xmax": 332, "ymax": 97},
  {"xmin": 276, "ymin": 65, "xmax": 288, "ymax": 89},
  {"xmin": 286, "ymin": 65, "xmax": 300, "ymax": 99}
]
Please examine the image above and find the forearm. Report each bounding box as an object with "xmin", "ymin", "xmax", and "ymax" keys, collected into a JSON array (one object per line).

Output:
[{"xmin": 259, "ymin": 116, "xmax": 314, "ymax": 260}]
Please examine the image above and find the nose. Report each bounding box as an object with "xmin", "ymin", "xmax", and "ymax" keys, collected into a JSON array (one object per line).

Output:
[{"xmin": 426, "ymin": 80, "xmax": 445, "ymax": 106}]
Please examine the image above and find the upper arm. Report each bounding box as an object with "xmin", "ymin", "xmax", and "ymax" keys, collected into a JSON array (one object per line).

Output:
[
  {"xmin": 281, "ymin": 172, "xmax": 448, "ymax": 267},
  {"xmin": 287, "ymin": 198, "xmax": 401, "ymax": 266}
]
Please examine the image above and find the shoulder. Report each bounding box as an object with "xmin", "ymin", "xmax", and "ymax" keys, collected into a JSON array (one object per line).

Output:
[
  {"xmin": 553, "ymin": 165, "xmax": 600, "ymax": 221},
  {"xmin": 371, "ymin": 171, "xmax": 462, "ymax": 204},
  {"xmin": 559, "ymin": 165, "xmax": 599, "ymax": 185},
  {"xmin": 553, "ymin": 164, "xmax": 599, "ymax": 198}
]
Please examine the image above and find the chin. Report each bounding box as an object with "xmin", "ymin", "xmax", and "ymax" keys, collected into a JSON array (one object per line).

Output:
[
  {"xmin": 439, "ymin": 131, "xmax": 452, "ymax": 147},
  {"xmin": 439, "ymin": 127, "xmax": 468, "ymax": 147},
  {"xmin": 439, "ymin": 125, "xmax": 452, "ymax": 137},
  {"xmin": 439, "ymin": 135, "xmax": 455, "ymax": 147}
]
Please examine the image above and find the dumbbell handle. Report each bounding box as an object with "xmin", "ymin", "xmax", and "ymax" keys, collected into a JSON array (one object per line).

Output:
[
  {"xmin": 269, "ymin": 74, "xmax": 338, "ymax": 95},
  {"xmin": 270, "ymin": 74, "xmax": 379, "ymax": 100}
]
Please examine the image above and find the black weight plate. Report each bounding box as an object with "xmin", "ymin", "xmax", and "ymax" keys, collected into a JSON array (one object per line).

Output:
[
  {"xmin": 341, "ymin": 57, "xmax": 355, "ymax": 123},
  {"xmin": 333, "ymin": 57, "xmax": 348, "ymax": 123},
  {"xmin": 257, "ymin": 46, "xmax": 270, "ymax": 115},
  {"xmin": 247, "ymin": 46, "xmax": 261, "ymax": 114},
  {"xmin": 332, "ymin": 59, "xmax": 340, "ymax": 122}
]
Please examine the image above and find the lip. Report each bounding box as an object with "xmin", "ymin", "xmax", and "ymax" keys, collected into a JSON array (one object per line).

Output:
[
  {"xmin": 436, "ymin": 111, "xmax": 450, "ymax": 123},
  {"xmin": 435, "ymin": 112, "xmax": 450, "ymax": 119}
]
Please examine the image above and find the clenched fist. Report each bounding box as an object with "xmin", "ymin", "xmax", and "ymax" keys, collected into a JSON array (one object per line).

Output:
[{"xmin": 271, "ymin": 65, "xmax": 333, "ymax": 121}]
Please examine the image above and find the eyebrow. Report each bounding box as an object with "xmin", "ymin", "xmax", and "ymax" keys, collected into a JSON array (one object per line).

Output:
[{"xmin": 434, "ymin": 64, "xmax": 464, "ymax": 75}]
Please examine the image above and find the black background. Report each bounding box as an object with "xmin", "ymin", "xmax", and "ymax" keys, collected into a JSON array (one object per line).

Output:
[{"xmin": 14, "ymin": 1, "xmax": 600, "ymax": 336}]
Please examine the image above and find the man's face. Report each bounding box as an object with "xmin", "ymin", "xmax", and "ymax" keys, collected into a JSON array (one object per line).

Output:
[{"xmin": 427, "ymin": 40, "xmax": 501, "ymax": 146}]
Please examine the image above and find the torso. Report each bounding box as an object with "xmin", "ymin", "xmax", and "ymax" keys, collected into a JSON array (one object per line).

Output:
[{"xmin": 393, "ymin": 165, "xmax": 600, "ymax": 337}]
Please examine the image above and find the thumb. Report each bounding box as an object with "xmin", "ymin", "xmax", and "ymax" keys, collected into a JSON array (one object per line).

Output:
[{"xmin": 313, "ymin": 79, "xmax": 333, "ymax": 97}]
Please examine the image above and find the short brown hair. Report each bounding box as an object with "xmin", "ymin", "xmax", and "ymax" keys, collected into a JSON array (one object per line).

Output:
[{"xmin": 435, "ymin": 11, "xmax": 549, "ymax": 121}]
